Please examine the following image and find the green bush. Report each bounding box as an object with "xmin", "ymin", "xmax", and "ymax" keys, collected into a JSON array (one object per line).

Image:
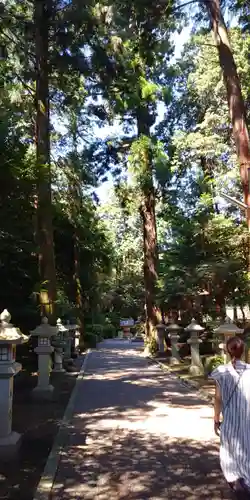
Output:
[
  {"xmin": 102, "ymin": 323, "xmax": 116, "ymax": 338},
  {"xmin": 83, "ymin": 331, "xmax": 99, "ymax": 348},
  {"xmin": 204, "ymin": 355, "xmax": 224, "ymax": 376},
  {"xmin": 145, "ymin": 336, "xmax": 158, "ymax": 356},
  {"xmin": 134, "ymin": 321, "xmax": 145, "ymax": 337},
  {"xmin": 91, "ymin": 324, "xmax": 104, "ymax": 337}
]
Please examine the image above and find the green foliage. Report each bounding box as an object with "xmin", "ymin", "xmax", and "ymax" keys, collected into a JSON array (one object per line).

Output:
[
  {"xmin": 204, "ymin": 355, "xmax": 224, "ymax": 376},
  {"xmin": 145, "ymin": 336, "xmax": 158, "ymax": 356},
  {"xmin": 1, "ymin": 0, "xmax": 250, "ymax": 344},
  {"xmin": 157, "ymin": 26, "xmax": 250, "ymax": 318},
  {"xmin": 81, "ymin": 331, "xmax": 99, "ymax": 349},
  {"xmin": 102, "ymin": 323, "xmax": 116, "ymax": 338},
  {"xmin": 134, "ymin": 321, "xmax": 146, "ymax": 337}
]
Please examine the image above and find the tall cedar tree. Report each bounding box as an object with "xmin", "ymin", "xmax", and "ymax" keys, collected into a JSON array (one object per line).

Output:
[
  {"xmin": 205, "ymin": 0, "xmax": 250, "ymax": 272},
  {"xmin": 96, "ymin": 0, "xmax": 177, "ymax": 337},
  {"xmin": 35, "ymin": 0, "xmax": 57, "ymax": 320}
]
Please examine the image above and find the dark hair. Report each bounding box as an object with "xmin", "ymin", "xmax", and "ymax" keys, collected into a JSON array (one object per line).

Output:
[{"xmin": 226, "ymin": 336, "xmax": 245, "ymax": 365}]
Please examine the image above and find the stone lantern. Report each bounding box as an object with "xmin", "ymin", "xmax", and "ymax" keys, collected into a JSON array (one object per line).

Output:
[
  {"xmin": 67, "ymin": 321, "xmax": 81, "ymax": 357},
  {"xmin": 57, "ymin": 319, "xmax": 71, "ymax": 363},
  {"xmin": 31, "ymin": 317, "xmax": 57, "ymax": 398},
  {"xmin": 185, "ymin": 318, "xmax": 204, "ymax": 376},
  {"xmin": 166, "ymin": 322, "xmax": 182, "ymax": 365},
  {"xmin": 214, "ymin": 317, "xmax": 244, "ymax": 363},
  {"xmin": 51, "ymin": 319, "xmax": 66, "ymax": 373},
  {"xmin": 120, "ymin": 319, "xmax": 134, "ymax": 339},
  {"xmin": 0, "ymin": 309, "xmax": 28, "ymax": 456},
  {"xmin": 74, "ymin": 324, "xmax": 81, "ymax": 353},
  {"xmin": 156, "ymin": 323, "xmax": 166, "ymax": 354}
]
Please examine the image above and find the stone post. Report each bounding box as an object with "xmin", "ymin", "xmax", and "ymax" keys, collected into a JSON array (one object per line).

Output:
[
  {"xmin": 31, "ymin": 317, "xmax": 57, "ymax": 399},
  {"xmin": 166, "ymin": 322, "xmax": 182, "ymax": 365},
  {"xmin": 156, "ymin": 323, "xmax": 166, "ymax": 354},
  {"xmin": 214, "ymin": 318, "xmax": 244, "ymax": 363},
  {"xmin": 51, "ymin": 321, "xmax": 66, "ymax": 373},
  {"xmin": 185, "ymin": 318, "xmax": 204, "ymax": 376},
  {"xmin": 66, "ymin": 321, "xmax": 80, "ymax": 357},
  {"xmin": 74, "ymin": 324, "xmax": 81, "ymax": 354},
  {"xmin": 0, "ymin": 309, "xmax": 28, "ymax": 456},
  {"xmin": 57, "ymin": 319, "xmax": 71, "ymax": 363}
]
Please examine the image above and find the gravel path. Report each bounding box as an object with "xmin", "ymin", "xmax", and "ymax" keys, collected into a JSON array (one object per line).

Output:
[{"xmin": 51, "ymin": 340, "xmax": 232, "ymax": 500}]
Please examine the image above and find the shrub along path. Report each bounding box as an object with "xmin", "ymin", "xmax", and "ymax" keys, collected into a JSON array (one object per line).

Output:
[{"xmin": 51, "ymin": 340, "xmax": 230, "ymax": 500}]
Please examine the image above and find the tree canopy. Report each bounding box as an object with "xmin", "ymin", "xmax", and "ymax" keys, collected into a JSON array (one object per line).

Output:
[{"xmin": 1, "ymin": 0, "xmax": 250, "ymax": 337}]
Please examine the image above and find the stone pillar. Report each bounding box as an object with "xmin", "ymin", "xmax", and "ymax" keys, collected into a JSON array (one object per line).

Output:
[
  {"xmin": 166, "ymin": 322, "xmax": 182, "ymax": 365},
  {"xmin": 214, "ymin": 317, "xmax": 244, "ymax": 363},
  {"xmin": 57, "ymin": 319, "xmax": 71, "ymax": 363},
  {"xmin": 120, "ymin": 319, "xmax": 134, "ymax": 340},
  {"xmin": 156, "ymin": 324, "xmax": 165, "ymax": 354},
  {"xmin": 66, "ymin": 321, "xmax": 80, "ymax": 357},
  {"xmin": 185, "ymin": 318, "xmax": 204, "ymax": 376},
  {"xmin": 0, "ymin": 309, "xmax": 28, "ymax": 456},
  {"xmin": 31, "ymin": 317, "xmax": 57, "ymax": 399},
  {"xmin": 123, "ymin": 326, "xmax": 131, "ymax": 339},
  {"xmin": 51, "ymin": 322, "xmax": 66, "ymax": 373},
  {"xmin": 74, "ymin": 325, "xmax": 80, "ymax": 353},
  {"xmin": 53, "ymin": 346, "xmax": 65, "ymax": 373}
]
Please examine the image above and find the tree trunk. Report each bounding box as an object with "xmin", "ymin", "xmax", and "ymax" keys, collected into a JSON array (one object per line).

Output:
[
  {"xmin": 73, "ymin": 230, "xmax": 84, "ymax": 333},
  {"xmin": 137, "ymin": 108, "xmax": 158, "ymax": 338},
  {"xmin": 205, "ymin": 0, "xmax": 250, "ymax": 272},
  {"xmin": 70, "ymin": 118, "xmax": 84, "ymax": 334},
  {"xmin": 35, "ymin": 0, "xmax": 57, "ymax": 321}
]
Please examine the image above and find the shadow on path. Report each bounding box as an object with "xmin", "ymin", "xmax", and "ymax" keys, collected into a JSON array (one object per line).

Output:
[{"xmin": 51, "ymin": 346, "xmax": 231, "ymax": 500}]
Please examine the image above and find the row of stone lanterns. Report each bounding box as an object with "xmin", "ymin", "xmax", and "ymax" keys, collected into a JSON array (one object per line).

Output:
[
  {"xmin": 156, "ymin": 316, "xmax": 245, "ymax": 377},
  {"xmin": 0, "ymin": 310, "xmax": 80, "ymax": 457},
  {"xmin": 156, "ymin": 318, "xmax": 205, "ymax": 374}
]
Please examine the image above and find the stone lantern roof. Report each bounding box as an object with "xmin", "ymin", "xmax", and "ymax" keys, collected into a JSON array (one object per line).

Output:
[
  {"xmin": 57, "ymin": 318, "xmax": 69, "ymax": 333},
  {"xmin": 0, "ymin": 309, "xmax": 29, "ymax": 344},
  {"xmin": 214, "ymin": 317, "xmax": 244, "ymax": 335},
  {"xmin": 66, "ymin": 320, "xmax": 79, "ymax": 330},
  {"xmin": 156, "ymin": 323, "xmax": 166, "ymax": 330},
  {"xmin": 185, "ymin": 318, "xmax": 204, "ymax": 333},
  {"xmin": 30, "ymin": 317, "xmax": 58, "ymax": 338},
  {"xmin": 166, "ymin": 322, "xmax": 182, "ymax": 332}
]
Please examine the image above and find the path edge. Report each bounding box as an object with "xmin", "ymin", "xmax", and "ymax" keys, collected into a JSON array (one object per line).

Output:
[
  {"xmin": 148, "ymin": 356, "xmax": 213, "ymax": 405},
  {"xmin": 33, "ymin": 349, "xmax": 91, "ymax": 500}
]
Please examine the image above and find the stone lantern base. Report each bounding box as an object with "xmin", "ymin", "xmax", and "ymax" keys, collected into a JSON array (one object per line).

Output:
[
  {"xmin": 170, "ymin": 355, "xmax": 180, "ymax": 366},
  {"xmin": 32, "ymin": 383, "xmax": 54, "ymax": 400},
  {"xmin": 189, "ymin": 364, "xmax": 204, "ymax": 376},
  {"xmin": 52, "ymin": 348, "xmax": 65, "ymax": 373},
  {"xmin": 0, "ymin": 431, "xmax": 21, "ymax": 459}
]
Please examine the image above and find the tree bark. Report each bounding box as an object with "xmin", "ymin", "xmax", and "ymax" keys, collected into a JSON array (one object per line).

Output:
[
  {"xmin": 205, "ymin": 0, "xmax": 250, "ymax": 272},
  {"xmin": 35, "ymin": 0, "xmax": 57, "ymax": 321},
  {"xmin": 73, "ymin": 230, "xmax": 84, "ymax": 333},
  {"xmin": 70, "ymin": 118, "xmax": 84, "ymax": 334},
  {"xmin": 137, "ymin": 107, "xmax": 158, "ymax": 338}
]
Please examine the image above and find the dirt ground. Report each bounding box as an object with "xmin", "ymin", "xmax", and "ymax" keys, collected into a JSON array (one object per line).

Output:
[
  {"xmin": 158, "ymin": 357, "xmax": 216, "ymax": 399},
  {"xmin": 0, "ymin": 356, "xmax": 83, "ymax": 500}
]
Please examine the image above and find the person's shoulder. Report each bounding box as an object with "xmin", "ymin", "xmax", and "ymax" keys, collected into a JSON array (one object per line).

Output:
[{"xmin": 210, "ymin": 363, "xmax": 227, "ymax": 379}]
